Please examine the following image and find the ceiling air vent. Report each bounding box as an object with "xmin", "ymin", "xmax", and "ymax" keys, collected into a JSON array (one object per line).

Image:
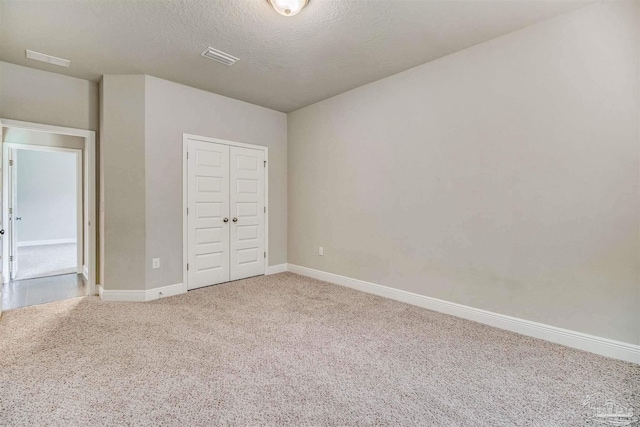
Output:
[
  {"xmin": 200, "ymin": 47, "xmax": 239, "ymax": 66},
  {"xmin": 25, "ymin": 50, "xmax": 70, "ymax": 68}
]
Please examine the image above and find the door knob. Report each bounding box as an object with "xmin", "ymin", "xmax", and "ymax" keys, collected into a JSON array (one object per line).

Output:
[
  {"xmin": 232, "ymin": 218, "xmax": 238, "ymax": 223},
  {"xmin": 223, "ymin": 218, "xmax": 229, "ymax": 223}
]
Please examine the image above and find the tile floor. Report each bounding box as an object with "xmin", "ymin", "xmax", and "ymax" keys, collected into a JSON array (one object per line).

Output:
[{"xmin": 1, "ymin": 274, "xmax": 86, "ymax": 310}]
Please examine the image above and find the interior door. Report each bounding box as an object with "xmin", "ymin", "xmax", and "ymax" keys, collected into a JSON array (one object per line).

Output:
[
  {"xmin": 187, "ymin": 140, "xmax": 230, "ymax": 290},
  {"xmin": 0, "ymin": 119, "xmax": 2, "ymax": 309},
  {"xmin": 8, "ymin": 149, "xmax": 18, "ymax": 279},
  {"xmin": 229, "ymin": 146, "xmax": 265, "ymax": 281}
]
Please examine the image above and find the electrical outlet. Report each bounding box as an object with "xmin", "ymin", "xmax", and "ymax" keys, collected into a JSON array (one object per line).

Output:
[
  {"xmin": 152, "ymin": 258, "xmax": 160, "ymax": 269},
  {"xmin": 319, "ymin": 247, "xmax": 324, "ymax": 256}
]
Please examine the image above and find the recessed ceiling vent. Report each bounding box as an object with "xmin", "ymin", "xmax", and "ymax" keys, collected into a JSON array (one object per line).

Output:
[
  {"xmin": 25, "ymin": 50, "xmax": 70, "ymax": 68},
  {"xmin": 201, "ymin": 47, "xmax": 239, "ymax": 66}
]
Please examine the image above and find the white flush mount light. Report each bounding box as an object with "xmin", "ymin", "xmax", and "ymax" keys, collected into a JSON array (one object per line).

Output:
[
  {"xmin": 25, "ymin": 50, "xmax": 70, "ymax": 68},
  {"xmin": 267, "ymin": 0, "xmax": 309, "ymax": 16}
]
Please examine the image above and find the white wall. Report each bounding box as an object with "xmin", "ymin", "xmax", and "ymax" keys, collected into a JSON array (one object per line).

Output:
[
  {"xmin": 288, "ymin": 1, "xmax": 640, "ymax": 345},
  {"xmin": 16, "ymin": 150, "xmax": 77, "ymax": 245}
]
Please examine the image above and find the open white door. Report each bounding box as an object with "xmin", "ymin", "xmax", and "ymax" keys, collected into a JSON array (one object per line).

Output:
[
  {"xmin": 75, "ymin": 151, "xmax": 83, "ymax": 275},
  {"xmin": 0, "ymin": 118, "xmax": 3, "ymax": 312},
  {"xmin": 8, "ymin": 148, "xmax": 18, "ymax": 280}
]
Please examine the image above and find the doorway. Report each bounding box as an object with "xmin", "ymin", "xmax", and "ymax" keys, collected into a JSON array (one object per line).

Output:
[
  {"xmin": 7, "ymin": 145, "xmax": 82, "ymax": 282},
  {"xmin": 0, "ymin": 119, "xmax": 96, "ymax": 313}
]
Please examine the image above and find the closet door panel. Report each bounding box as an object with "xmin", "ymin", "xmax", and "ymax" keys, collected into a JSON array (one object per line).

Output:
[
  {"xmin": 229, "ymin": 146, "xmax": 265, "ymax": 281},
  {"xmin": 187, "ymin": 140, "xmax": 230, "ymax": 289}
]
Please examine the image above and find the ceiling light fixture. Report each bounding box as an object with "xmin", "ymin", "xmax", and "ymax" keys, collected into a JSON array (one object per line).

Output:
[{"xmin": 266, "ymin": 0, "xmax": 309, "ymax": 16}]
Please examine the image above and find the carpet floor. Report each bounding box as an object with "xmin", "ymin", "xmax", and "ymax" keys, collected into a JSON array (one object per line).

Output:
[
  {"xmin": 0, "ymin": 272, "xmax": 637, "ymax": 426},
  {"xmin": 15, "ymin": 243, "xmax": 77, "ymax": 281}
]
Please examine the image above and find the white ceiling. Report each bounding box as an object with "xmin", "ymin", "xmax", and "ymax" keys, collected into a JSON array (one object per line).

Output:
[{"xmin": 0, "ymin": 0, "xmax": 591, "ymax": 112}]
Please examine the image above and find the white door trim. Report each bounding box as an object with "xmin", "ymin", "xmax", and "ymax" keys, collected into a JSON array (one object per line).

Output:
[
  {"xmin": 1, "ymin": 119, "xmax": 97, "ymax": 297},
  {"xmin": 182, "ymin": 133, "xmax": 269, "ymax": 293}
]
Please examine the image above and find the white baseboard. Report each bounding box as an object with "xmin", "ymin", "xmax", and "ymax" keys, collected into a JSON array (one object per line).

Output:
[
  {"xmin": 18, "ymin": 238, "xmax": 77, "ymax": 247},
  {"xmin": 99, "ymin": 283, "xmax": 185, "ymax": 302},
  {"xmin": 99, "ymin": 288, "xmax": 145, "ymax": 302},
  {"xmin": 145, "ymin": 283, "xmax": 186, "ymax": 301},
  {"xmin": 266, "ymin": 263, "xmax": 288, "ymax": 275},
  {"xmin": 288, "ymin": 264, "xmax": 640, "ymax": 365}
]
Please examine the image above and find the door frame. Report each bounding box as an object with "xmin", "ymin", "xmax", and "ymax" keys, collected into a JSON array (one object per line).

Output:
[
  {"xmin": 1, "ymin": 119, "xmax": 97, "ymax": 296},
  {"xmin": 3, "ymin": 143, "xmax": 83, "ymax": 280},
  {"xmin": 182, "ymin": 133, "xmax": 269, "ymax": 292}
]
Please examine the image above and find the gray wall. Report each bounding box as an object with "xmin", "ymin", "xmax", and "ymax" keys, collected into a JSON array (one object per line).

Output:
[
  {"xmin": 287, "ymin": 1, "xmax": 640, "ymax": 344},
  {"xmin": 99, "ymin": 75, "xmax": 287, "ymax": 291},
  {"xmin": 144, "ymin": 76, "xmax": 287, "ymax": 290},
  {"xmin": 0, "ymin": 61, "xmax": 99, "ymax": 131},
  {"xmin": 3, "ymin": 128, "xmax": 85, "ymax": 150},
  {"xmin": 0, "ymin": 61, "xmax": 100, "ymax": 281},
  {"xmin": 100, "ymin": 75, "xmax": 146, "ymax": 291},
  {"xmin": 16, "ymin": 150, "xmax": 77, "ymax": 244}
]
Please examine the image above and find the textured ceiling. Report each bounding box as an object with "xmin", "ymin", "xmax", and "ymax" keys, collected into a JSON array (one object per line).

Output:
[{"xmin": 0, "ymin": 0, "xmax": 591, "ymax": 112}]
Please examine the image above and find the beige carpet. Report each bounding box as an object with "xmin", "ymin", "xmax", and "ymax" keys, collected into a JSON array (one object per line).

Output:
[
  {"xmin": 15, "ymin": 243, "xmax": 77, "ymax": 280},
  {"xmin": 0, "ymin": 272, "xmax": 637, "ymax": 426}
]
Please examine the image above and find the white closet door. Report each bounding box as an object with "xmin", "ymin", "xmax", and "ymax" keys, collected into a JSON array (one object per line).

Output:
[
  {"xmin": 229, "ymin": 146, "xmax": 265, "ymax": 281},
  {"xmin": 187, "ymin": 140, "xmax": 230, "ymax": 290}
]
